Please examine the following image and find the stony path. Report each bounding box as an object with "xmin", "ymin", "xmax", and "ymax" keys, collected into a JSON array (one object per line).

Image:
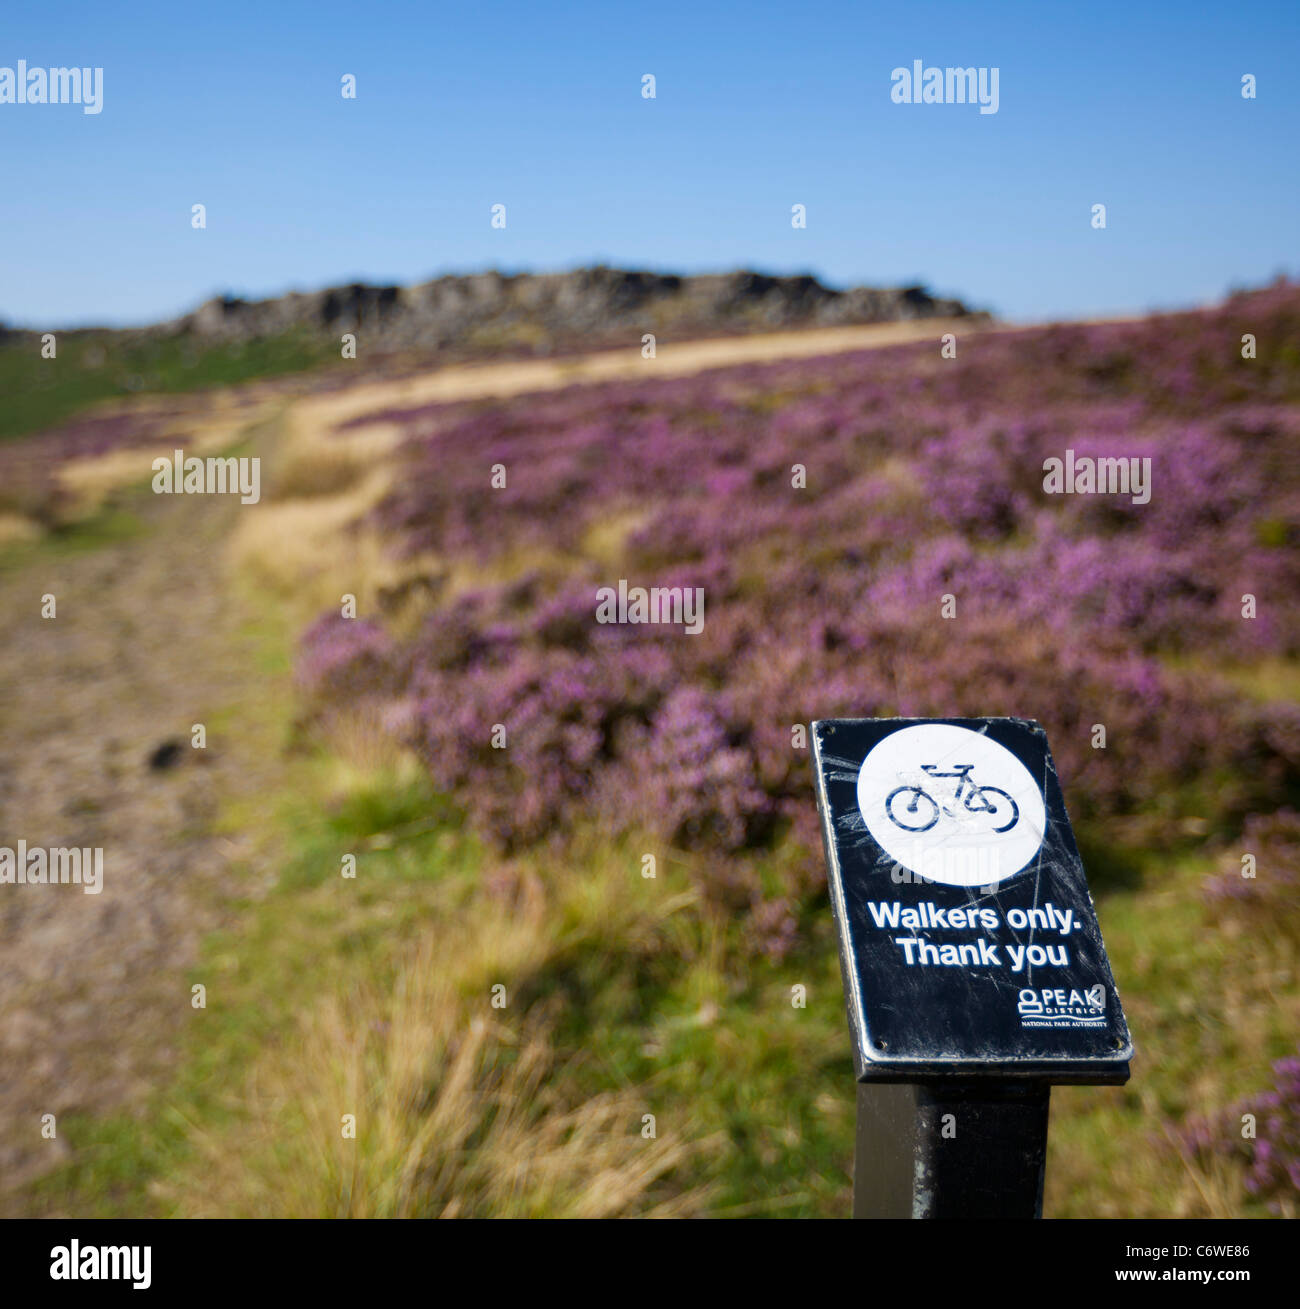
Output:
[{"xmin": 0, "ymin": 486, "xmax": 278, "ymax": 1210}]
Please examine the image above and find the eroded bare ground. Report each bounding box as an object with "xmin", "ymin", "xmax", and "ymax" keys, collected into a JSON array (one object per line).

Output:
[{"xmin": 0, "ymin": 486, "xmax": 282, "ymax": 1211}]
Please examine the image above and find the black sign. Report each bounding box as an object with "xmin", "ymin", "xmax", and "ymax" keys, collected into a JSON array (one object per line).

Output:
[{"xmin": 813, "ymin": 717, "xmax": 1132, "ymax": 1084}]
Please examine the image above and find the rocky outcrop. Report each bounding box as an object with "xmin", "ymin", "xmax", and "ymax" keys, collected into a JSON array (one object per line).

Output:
[{"xmin": 162, "ymin": 266, "xmax": 984, "ymax": 353}]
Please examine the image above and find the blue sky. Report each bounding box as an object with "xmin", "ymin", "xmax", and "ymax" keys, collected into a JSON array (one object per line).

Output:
[{"xmin": 1, "ymin": 0, "xmax": 1296, "ymax": 327}]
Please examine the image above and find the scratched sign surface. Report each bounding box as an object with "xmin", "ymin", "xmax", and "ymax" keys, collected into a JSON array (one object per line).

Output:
[{"xmin": 812, "ymin": 718, "xmax": 1132, "ymax": 1084}]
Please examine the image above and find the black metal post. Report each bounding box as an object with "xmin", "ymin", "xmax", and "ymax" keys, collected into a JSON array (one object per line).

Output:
[{"xmin": 854, "ymin": 1080, "xmax": 1050, "ymax": 1218}]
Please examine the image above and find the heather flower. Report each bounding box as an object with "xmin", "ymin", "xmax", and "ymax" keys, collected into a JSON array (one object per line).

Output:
[
  {"xmin": 1174, "ymin": 1046, "xmax": 1300, "ymax": 1215},
  {"xmin": 297, "ymin": 614, "xmax": 396, "ymax": 699}
]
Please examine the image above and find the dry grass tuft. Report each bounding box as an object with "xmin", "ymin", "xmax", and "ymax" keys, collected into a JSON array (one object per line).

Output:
[
  {"xmin": 227, "ymin": 410, "xmax": 443, "ymax": 626},
  {"xmin": 159, "ymin": 866, "xmax": 714, "ymax": 1218},
  {"xmin": 0, "ymin": 512, "xmax": 43, "ymax": 545}
]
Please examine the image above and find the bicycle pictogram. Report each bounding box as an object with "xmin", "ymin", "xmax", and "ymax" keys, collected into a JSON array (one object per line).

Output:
[{"xmin": 884, "ymin": 763, "xmax": 1020, "ymax": 835}]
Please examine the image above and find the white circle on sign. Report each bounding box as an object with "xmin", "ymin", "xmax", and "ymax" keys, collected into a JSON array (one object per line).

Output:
[{"xmin": 857, "ymin": 724, "xmax": 1046, "ymax": 887}]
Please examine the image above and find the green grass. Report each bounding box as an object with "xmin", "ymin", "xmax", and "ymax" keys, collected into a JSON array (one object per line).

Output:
[
  {"xmin": 1048, "ymin": 849, "xmax": 1296, "ymax": 1217},
  {"xmin": 1, "ymin": 504, "xmax": 149, "ymax": 559},
  {"xmin": 0, "ymin": 328, "xmax": 340, "ymax": 441},
  {"xmin": 0, "ymin": 503, "xmax": 152, "ymax": 582}
]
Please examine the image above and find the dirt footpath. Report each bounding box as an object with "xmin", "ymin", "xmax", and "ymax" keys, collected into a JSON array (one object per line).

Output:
[
  {"xmin": 0, "ymin": 488, "xmax": 279, "ymax": 1210},
  {"xmin": 288, "ymin": 315, "xmax": 983, "ymax": 434}
]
